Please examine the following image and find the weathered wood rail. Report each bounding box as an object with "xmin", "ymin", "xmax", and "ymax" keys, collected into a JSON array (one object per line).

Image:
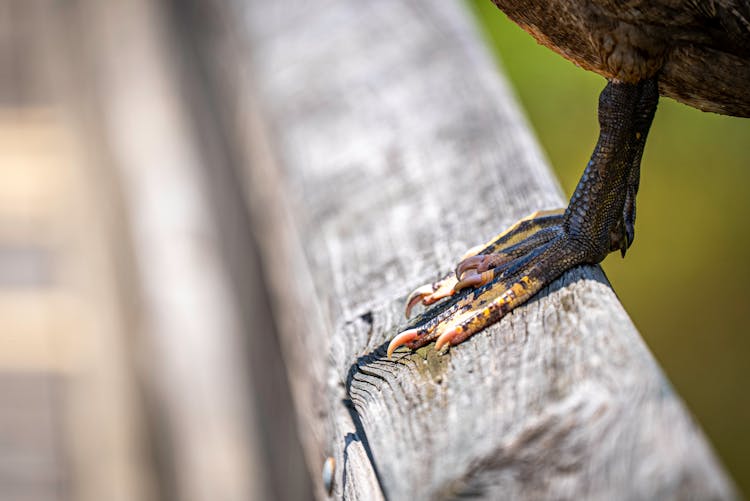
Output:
[
  {"xmin": 204, "ymin": 0, "xmax": 738, "ymax": 499},
  {"xmin": 6, "ymin": 0, "xmax": 735, "ymax": 499}
]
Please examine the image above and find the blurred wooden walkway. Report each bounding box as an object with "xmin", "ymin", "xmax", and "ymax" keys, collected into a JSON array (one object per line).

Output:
[
  {"xmin": 0, "ymin": 1, "xmax": 311, "ymax": 500},
  {"xmin": 0, "ymin": 4, "xmax": 152, "ymax": 496},
  {"xmin": 0, "ymin": 105, "xmax": 138, "ymax": 500}
]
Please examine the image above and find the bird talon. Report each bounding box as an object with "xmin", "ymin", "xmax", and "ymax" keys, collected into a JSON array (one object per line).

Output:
[
  {"xmin": 455, "ymin": 255, "xmax": 485, "ymax": 277},
  {"xmin": 456, "ymin": 254, "xmax": 509, "ymax": 279},
  {"xmin": 435, "ymin": 326, "xmax": 462, "ymax": 351},
  {"xmin": 404, "ymin": 275, "xmax": 459, "ymax": 318},
  {"xmin": 387, "ymin": 328, "xmax": 420, "ymax": 358},
  {"xmin": 395, "ymin": 210, "xmax": 570, "ymax": 357},
  {"xmin": 404, "ymin": 285, "xmax": 436, "ymax": 318},
  {"xmin": 455, "ymin": 270, "xmax": 495, "ymax": 291}
]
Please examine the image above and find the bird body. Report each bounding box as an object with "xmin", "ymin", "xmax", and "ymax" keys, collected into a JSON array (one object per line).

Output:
[{"xmin": 492, "ymin": 0, "xmax": 750, "ymax": 116}]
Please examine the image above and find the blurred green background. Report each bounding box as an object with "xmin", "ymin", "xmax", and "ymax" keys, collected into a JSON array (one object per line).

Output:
[{"xmin": 469, "ymin": 0, "xmax": 750, "ymax": 494}]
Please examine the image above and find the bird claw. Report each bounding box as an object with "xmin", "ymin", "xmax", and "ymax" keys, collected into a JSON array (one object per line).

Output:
[
  {"xmin": 455, "ymin": 270, "xmax": 495, "ymax": 292},
  {"xmin": 456, "ymin": 253, "xmax": 508, "ymax": 277},
  {"xmin": 455, "ymin": 255, "xmax": 486, "ymax": 276},
  {"xmin": 388, "ymin": 314, "xmax": 472, "ymax": 359},
  {"xmin": 435, "ymin": 326, "xmax": 462, "ymax": 351},
  {"xmin": 404, "ymin": 284, "xmax": 438, "ymax": 318},
  {"xmin": 387, "ymin": 328, "xmax": 420, "ymax": 358},
  {"xmin": 398, "ymin": 250, "xmax": 508, "ymax": 357},
  {"xmin": 404, "ymin": 275, "xmax": 459, "ymax": 318},
  {"xmin": 404, "ymin": 243, "xmax": 497, "ymax": 319},
  {"xmin": 390, "ymin": 209, "xmax": 568, "ymax": 359}
]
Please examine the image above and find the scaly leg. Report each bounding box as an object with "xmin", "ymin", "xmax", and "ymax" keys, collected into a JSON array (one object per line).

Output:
[{"xmin": 389, "ymin": 78, "xmax": 659, "ymax": 358}]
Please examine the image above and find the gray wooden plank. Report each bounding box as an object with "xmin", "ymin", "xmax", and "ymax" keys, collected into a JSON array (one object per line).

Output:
[{"xmin": 208, "ymin": 0, "xmax": 735, "ymax": 499}]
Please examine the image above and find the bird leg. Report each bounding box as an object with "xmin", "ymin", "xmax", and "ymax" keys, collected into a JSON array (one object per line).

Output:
[{"xmin": 388, "ymin": 78, "xmax": 659, "ymax": 358}]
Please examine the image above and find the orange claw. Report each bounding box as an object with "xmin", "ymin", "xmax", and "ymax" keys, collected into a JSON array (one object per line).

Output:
[
  {"xmin": 405, "ymin": 285, "xmax": 436, "ymax": 319},
  {"xmin": 404, "ymin": 275, "xmax": 459, "ymax": 318},
  {"xmin": 435, "ymin": 326, "xmax": 462, "ymax": 351},
  {"xmin": 387, "ymin": 328, "xmax": 419, "ymax": 358}
]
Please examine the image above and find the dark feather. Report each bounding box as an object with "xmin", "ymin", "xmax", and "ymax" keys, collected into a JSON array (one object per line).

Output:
[{"xmin": 491, "ymin": 0, "xmax": 750, "ymax": 116}]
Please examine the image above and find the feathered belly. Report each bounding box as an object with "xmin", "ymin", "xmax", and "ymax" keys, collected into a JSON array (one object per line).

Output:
[{"xmin": 493, "ymin": 0, "xmax": 750, "ymax": 117}]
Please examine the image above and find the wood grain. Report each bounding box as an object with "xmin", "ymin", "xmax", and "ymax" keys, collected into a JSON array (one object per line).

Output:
[{"xmin": 208, "ymin": 0, "xmax": 736, "ymax": 499}]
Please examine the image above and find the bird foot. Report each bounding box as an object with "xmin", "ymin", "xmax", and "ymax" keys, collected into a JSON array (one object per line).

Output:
[{"xmin": 389, "ymin": 208, "xmax": 573, "ymax": 358}]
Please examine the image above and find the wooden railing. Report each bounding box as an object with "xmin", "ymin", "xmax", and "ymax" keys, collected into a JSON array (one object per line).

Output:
[
  {"xmin": 6, "ymin": 0, "xmax": 735, "ymax": 499},
  {"xmin": 221, "ymin": 0, "xmax": 735, "ymax": 498}
]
